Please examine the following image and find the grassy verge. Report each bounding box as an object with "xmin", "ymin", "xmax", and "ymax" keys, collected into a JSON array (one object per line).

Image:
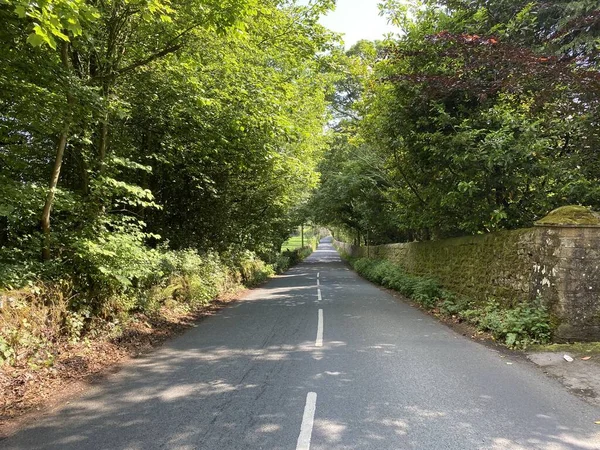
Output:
[{"xmin": 341, "ymin": 253, "xmax": 553, "ymax": 349}]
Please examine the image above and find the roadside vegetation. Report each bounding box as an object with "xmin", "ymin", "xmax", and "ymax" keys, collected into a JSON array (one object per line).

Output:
[
  {"xmin": 344, "ymin": 255, "xmax": 553, "ymax": 349},
  {"xmin": 0, "ymin": 0, "xmax": 335, "ymax": 418},
  {"xmin": 309, "ymin": 1, "xmax": 600, "ymax": 243},
  {"xmin": 307, "ymin": 1, "xmax": 599, "ymax": 348},
  {"xmin": 2, "ymin": 0, "xmax": 599, "ymax": 422}
]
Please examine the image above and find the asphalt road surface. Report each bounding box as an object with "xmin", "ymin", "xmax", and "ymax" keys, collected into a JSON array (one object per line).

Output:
[{"xmin": 2, "ymin": 237, "xmax": 600, "ymax": 450}]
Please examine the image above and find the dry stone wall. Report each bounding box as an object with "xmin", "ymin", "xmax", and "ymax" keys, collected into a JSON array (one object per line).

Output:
[{"xmin": 335, "ymin": 206, "xmax": 600, "ymax": 342}]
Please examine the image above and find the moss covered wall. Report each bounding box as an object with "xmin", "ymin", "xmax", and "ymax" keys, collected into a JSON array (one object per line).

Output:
[
  {"xmin": 335, "ymin": 212, "xmax": 600, "ymax": 342},
  {"xmin": 336, "ymin": 229, "xmax": 538, "ymax": 307}
]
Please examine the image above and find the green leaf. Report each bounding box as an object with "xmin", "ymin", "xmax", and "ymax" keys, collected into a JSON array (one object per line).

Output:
[
  {"xmin": 26, "ymin": 32, "xmax": 47, "ymax": 47},
  {"xmin": 14, "ymin": 5, "xmax": 26, "ymax": 18}
]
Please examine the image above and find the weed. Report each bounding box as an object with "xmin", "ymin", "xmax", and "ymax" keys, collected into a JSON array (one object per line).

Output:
[
  {"xmin": 347, "ymin": 256, "xmax": 553, "ymax": 349},
  {"xmin": 0, "ymin": 246, "xmax": 289, "ymax": 369}
]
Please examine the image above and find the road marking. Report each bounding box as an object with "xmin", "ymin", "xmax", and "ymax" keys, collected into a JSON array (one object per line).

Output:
[
  {"xmin": 317, "ymin": 278, "xmax": 320, "ymax": 286},
  {"xmin": 316, "ymin": 309, "xmax": 323, "ymax": 347},
  {"xmin": 317, "ymin": 272, "xmax": 320, "ymax": 279},
  {"xmin": 317, "ymin": 289, "xmax": 322, "ymax": 301},
  {"xmin": 296, "ymin": 392, "xmax": 317, "ymax": 450}
]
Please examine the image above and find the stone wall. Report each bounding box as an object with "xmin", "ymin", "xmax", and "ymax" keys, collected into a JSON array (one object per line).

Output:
[{"xmin": 335, "ymin": 206, "xmax": 600, "ymax": 342}]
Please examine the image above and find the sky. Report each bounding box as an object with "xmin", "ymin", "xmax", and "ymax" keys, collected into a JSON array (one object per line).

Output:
[{"xmin": 318, "ymin": 0, "xmax": 400, "ymax": 48}]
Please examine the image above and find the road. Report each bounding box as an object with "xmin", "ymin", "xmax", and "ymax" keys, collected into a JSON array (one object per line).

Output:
[{"xmin": 2, "ymin": 237, "xmax": 599, "ymax": 449}]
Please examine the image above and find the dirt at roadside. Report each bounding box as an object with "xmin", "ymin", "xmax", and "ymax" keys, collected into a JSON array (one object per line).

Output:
[
  {"xmin": 0, "ymin": 289, "xmax": 248, "ymax": 439},
  {"xmin": 527, "ymin": 352, "xmax": 600, "ymax": 406}
]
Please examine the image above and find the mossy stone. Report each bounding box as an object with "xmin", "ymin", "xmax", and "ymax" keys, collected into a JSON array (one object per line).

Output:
[{"xmin": 535, "ymin": 206, "xmax": 600, "ymax": 227}]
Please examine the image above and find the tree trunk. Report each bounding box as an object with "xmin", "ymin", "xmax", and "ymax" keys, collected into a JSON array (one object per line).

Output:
[
  {"xmin": 41, "ymin": 41, "xmax": 74, "ymax": 261},
  {"xmin": 98, "ymin": 111, "xmax": 109, "ymax": 167}
]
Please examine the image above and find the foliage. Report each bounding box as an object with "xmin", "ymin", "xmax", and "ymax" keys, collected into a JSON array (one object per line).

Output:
[
  {"xmin": 0, "ymin": 4, "xmax": 336, "ymax": 279},
  {"xmin": 267, "ymin": 246, "xmax": 313, "ymax": 274},
  {"xmin": 348, "ymin": 256, "xmax": 553, "ymax": 348},
  {"xmin": 0, "ymin": 245, "xmax": 278, "ymax": 367},
  {"xmin": 459, "ymin": 300, "xmax": 553, "ymax": 349},
  {"xmin": 1, "ymin": 0, "xmax": 338, "ymax": 367},
  {"xmin": 2, "ymin": 0, "xmax": 100, "ymax": 48},
  {"xmin": 311, "ymin": 1, "xmax": 600, "ymax": 242},
  {"xmin": 352, "ymin": 258, "xmax": 443, "ymax": 306}
]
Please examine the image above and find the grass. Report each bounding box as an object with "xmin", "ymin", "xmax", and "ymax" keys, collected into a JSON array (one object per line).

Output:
[{"xmin": 282, "ymin": 236, "xmax": 305, "ymax": 251}]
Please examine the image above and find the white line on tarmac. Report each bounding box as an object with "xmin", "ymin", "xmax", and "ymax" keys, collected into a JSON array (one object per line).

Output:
[
  {"xmin": 317, "ymin": 278, "xmax": 320, "ymax": 286},
  {"xmin": 316, "ymin": 309, "xmax": 323, "ymax": 347},
  {"xmin": 296, "ymin": 392, "xmax": 317, "ymax": 450},
  {"xmin": 317, "ymin": 289, "xmax": 322, "ymax": 302},
  {"xmin": 317, "ymin": 272, "xmax": 320, "ymax": 279}
]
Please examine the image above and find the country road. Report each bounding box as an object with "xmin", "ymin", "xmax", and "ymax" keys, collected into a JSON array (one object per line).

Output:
[{"xmin": 2, "ymin": 238, "xmax": 599, "ymax": 450}]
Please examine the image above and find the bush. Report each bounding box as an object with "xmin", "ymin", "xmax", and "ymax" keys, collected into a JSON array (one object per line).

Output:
[
  {"xmin": 412, "ymin": 278, "xmax": 443, "ymax": 309},
  {"xmin": 273, "ymin": 254, "xmax": 291, "ymax": 273},
  {"xmin": 460, "ymin": 300, "xmax": 552, "ymax": 348},
  {"xmin": 272, "ymin": 247, "xmax": 313, "ymax": 274},
  {"xmin": 0, "ymin": 244, "xmax": 282, "ymax": 368},
  {"xmin": 0, "ymin": 283, "xmax": 72, "ymax": 367},
  {"xmin": 439, "ymin": 293, "xmax": 472, "ymax": 316},
  {"xmin": 348, "ymin": 256, "xmax": 553, "ymax": 349},
  {"xmin": 351, "ymin": 259, "xmax": 434, "ymax": 304}
]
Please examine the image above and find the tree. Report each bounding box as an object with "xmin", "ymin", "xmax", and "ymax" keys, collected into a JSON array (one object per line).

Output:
[
  {"xmin": 311, "ymin": 1, "xmax": 600, "ymax": 242},
  {"xmin": 1, "ymin": 0, "xmax": 336, "ymax": 291}
]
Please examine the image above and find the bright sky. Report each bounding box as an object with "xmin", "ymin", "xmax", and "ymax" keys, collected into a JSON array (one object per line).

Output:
[{"xmin": 319, "ymin": 0, "xmax": 400, "ymax": 48}]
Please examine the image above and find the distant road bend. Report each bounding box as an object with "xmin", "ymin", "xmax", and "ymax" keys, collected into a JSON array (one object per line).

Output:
[{"xmin": 2, "ymin": 237, "xmax": 599, "ymax": 449}]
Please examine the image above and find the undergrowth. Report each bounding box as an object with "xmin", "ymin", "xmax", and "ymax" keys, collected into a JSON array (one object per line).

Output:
[
  {"xmin": 0, "ymin": 246, "xmax": 312, "ymax": 368},
  {"xmin": 347, "ymin": 256, "xmax": 553, "ymax": 349},
  {"xmin": 271, "ymin": 247, "xmax": 313, "ymax": 274}
]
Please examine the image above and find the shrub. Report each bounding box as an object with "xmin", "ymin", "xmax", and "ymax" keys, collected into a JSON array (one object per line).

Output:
[
  {"xmin": 439, "ymin": 293, "xmax": 472, "ymax": 316},
  {"xmin": 0, "ymin": 245, "xmax": 283, "ymax": 368},
  {"xmin": 412, "ymin": 278, "xmax": 443, "ymax": 309},
  {"xmin": 0, "ymin": 283, "xmax": 72, "ymax": 367},
  {"xmin": 348, "ymin": 256, "xmax": 553, "ymax": 349},
  {"xmin": 272, "ymin": 247, "xmax": 313, "ymax": 274},
  {"xmin": 459, "ymin": 299, "xmax": 552, "ymax": 348},
  {"xmin": 234, "ymin": 251, "xmax": 274, "ymax": 286},
  {"xmin": 273, "ymin": 254, "xmax": 291, "ymax": 273}
]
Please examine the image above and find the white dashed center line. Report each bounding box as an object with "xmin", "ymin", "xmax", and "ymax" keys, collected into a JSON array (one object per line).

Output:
[
  {"xmin": 296, "ymin": 392, "xmax": 317, "ymax": 450},
  {"xmin": 316, "ymin": 309, "xmax": 323, "ymax": 347},
  {"xmin": 317, "ymin": 288, "xmax": 322, "ymax": 302}
]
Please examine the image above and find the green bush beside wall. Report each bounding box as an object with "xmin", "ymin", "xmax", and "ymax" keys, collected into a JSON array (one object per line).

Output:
[{"xmin": 345, "ymin": 255, "xmax": 552, "ymax": 349}]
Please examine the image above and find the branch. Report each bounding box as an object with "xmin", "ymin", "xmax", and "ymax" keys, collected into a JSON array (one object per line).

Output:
[
  {"xmin": 392, "ymin": 148, "xmax": 427, "ymax": 206},
  {"xmin": 117, "ymin": 42, "xmax": 183, "ymax": 75},
  {"xmin": 93, "ymin": 22, "xmax": 205, "ymax": 82},
  {"xmin": 329, "ymin": 103, "xmax": 360, "ymax": 121},
  {"xmin": 108, "ymin": 208, "xmax": 145, "ymax": 219}
]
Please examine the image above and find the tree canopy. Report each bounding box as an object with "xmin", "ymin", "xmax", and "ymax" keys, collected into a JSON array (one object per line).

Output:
[
  {"xmin": 310, "ymin": 0, "xmax": 600, "ymax": 244},
  {"xmin": 1, "ymin": 0, "xmax": 337, "ymax": 290}
]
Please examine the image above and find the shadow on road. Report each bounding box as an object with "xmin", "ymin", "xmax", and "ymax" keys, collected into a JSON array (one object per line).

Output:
[{"xmin": 2, "ymin": 238, "xmax": 599, "ymax": 450}]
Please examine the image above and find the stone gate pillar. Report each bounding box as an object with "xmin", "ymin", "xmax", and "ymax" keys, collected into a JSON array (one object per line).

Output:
[{"xmin": 533, "ymin": 206, "xmax": 600, "ymax": 341}]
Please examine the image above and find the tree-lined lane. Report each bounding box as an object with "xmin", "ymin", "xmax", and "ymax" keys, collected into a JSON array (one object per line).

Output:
[{"xmin": 2, "ymin": 238, "xmax": 599, "ymax": 449}]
